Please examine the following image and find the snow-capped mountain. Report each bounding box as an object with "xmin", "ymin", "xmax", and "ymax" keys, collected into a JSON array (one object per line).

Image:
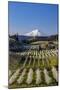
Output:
[{"xmin": 25, "ymin": 29, "xmax": 42, "ymax": 37}]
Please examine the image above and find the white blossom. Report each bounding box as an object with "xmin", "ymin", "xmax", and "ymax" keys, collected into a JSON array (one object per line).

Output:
[
  {"xmin": 44, "ymin": 68, "xmax": 51, "ymax": 84},
  {"xmin": 9, "ymin": 68, "xmax": 20, "ymax": 84},
  {"xmin": 26, "ymin": 68, "xmax": 33, "ymax": 84},
  {"xmin": 52, "ymin": 67, "xmax": 58, "ymax": 82},
  {"xmin": 36, "ymin": 68, "xmax": 41, "ymax": 84},
  {"xmin": 17, "ymin": 68, "xmax": 26, "ymax": 84}
]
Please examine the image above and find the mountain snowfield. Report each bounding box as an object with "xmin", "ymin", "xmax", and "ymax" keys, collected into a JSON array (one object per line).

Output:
[{"xmin": 24, "ymin": 29, "xmax": 42, "ymax": 37}]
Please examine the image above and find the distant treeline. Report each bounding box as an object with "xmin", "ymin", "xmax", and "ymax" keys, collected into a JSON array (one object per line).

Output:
[{"xmin": 9, "ymin": 34, "xmax": 58, "ymax": 42}]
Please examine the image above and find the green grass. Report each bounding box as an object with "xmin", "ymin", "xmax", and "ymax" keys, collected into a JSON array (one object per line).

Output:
[{"xmin": 9, "ymin": 49, "xmax": 58, "ymax": 88}]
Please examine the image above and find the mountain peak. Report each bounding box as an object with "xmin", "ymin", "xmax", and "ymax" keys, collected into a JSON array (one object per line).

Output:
[{"xmin": 25, "ymin": 29, "xmax": 42, "ymax": 37}]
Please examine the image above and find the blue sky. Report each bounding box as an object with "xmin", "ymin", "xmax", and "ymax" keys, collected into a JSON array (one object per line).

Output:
[{"xmin": 8, "ymin": 2, "xmax": 58, "ymax": 35}]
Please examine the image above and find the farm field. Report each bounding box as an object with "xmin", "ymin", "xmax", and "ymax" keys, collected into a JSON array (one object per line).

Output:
[
  {"xmin": 9, "ymin": 49, "xmax": 58, "ymax": 88},
  {"xmin": 8, "ymin": 2, "xmax": 58, "ymax": 88}
]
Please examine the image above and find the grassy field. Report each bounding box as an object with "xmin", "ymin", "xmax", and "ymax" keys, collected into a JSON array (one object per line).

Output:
[{"xmin": 9, "ymin": 48, "xmax": 58, "ymax": 88}]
